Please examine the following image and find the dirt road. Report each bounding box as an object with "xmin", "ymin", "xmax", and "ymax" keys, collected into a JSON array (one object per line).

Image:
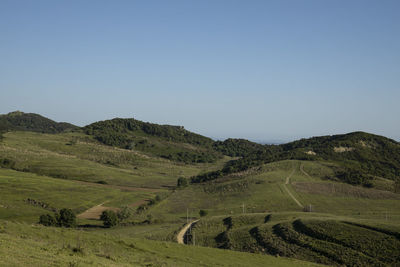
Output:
[
  {"xmin": 177, "ymin": 220, "xmax": 200, "ymax": 244},
  {"xmin": 283, "ymin": 168, "xmax": 304, "ymax": 209},
  {"xmin": 300, "ymin": 163, "xmax": 311, "ymax": 178}
]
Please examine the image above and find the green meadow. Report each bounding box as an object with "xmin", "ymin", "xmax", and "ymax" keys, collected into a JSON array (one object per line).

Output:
[{"xmin": 0, "ymin": 220, "xmax": 319, "ymax": 267}]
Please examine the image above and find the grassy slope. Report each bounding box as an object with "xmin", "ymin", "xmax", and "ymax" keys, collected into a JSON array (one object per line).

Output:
[
  {"xmin": 189, "ymin": 213, "xmax": 400, "ymax": 266},
  {"xmin": 0, "ymin": 168, "xmax": 158, "ymax": 223},
  {"xmin": 214, "ymin": 131, "xmax": 400, "ymax": 189},
  {"xmin": 150, "ymin": 160, "xmax": 400, "ymax": 222},
  {"xmin": 0, "ymin": 220, "xmax": 318, "ymax": 267},
  {"xmin": 0, "ymin": 131, "xmax": 229, "ymax": 188}
]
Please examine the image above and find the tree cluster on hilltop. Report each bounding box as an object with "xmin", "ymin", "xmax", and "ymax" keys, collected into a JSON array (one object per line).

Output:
[
  {"xmin": 0, "ymin": 111, "xmax": 77, "ymax": 133},
  {"xmin": 83, "ymin": 118, "xmax": 221, "ymax": 163},
  {"xmin": 192, "ymin": 132, "xmax": 400, "ymax": 187}
]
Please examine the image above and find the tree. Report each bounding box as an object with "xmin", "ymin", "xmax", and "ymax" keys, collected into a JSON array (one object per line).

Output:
[
  {"xmin": 57, "ymin": 208, "xmax": 76, "ymax": 227},
  {"xmin": 100, "ymin": 210, "xmax": 119, "ymax": 228},
  {"xmin": 199, "ymin": 209, "xmax": 208, "ymax": 217},
  {"xmin": 177, "ymin": 177, "xmax": 188, "ymax": 188},
  {"xmin": 117, "ymin": 206, "xmax": 132, "ymax": 221},
  {"xmin": 39, "ymin": 214, "xmax": 57, "ymax": 226}
]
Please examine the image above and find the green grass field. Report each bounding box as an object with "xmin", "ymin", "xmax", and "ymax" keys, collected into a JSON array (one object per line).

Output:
[
  {"xmin": 0, "ymin": 168, "xmax": 160, "ymax": 223},
  {"xmin": 189, "ymin": 212, "xmax": 400, "ymax": 266},
  {"xmin": 0, "ymin": 131, "xmax": 230, "ymax": 188},
  {"xmin": 148, "ymin": 160, "xmax": 400, "ymax": 223},
  {"xmin": 0, "ymin": 220, "xmax": 319, "ymax": 266}
]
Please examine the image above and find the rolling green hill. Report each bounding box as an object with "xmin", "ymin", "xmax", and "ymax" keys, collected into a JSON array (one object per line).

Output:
[
  {"xmin": 0, "ymin": 111, "xmax": 77, "ymax": 134},
  {"xmin": 84, "ymin": 118, "xmax": 222, "ymax": 163},
  {"xmin": 0, "ymin": 219, "xmax": 318, "ymax": 267},
  {"xmin": 213, "ymin": 138, "xmax": 265, "ymax": 157},
  {"xmin": 1, "ymin": 111, "xmax": 400, "ymax": 266},
  {"xmin": 195, "ymin": 132, "xmax": 400, "ymax": 189}
]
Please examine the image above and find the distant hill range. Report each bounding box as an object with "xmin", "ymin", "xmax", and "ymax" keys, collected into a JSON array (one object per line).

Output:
[
  {"xmin": 0, "ymin": 111, "xmax": 77, "ymax": 134},
  {"xmin": 196, "ymin": 132, "xmax": 400, "ymax": 187},
  {"xmin": 1, "ymin": 111, "xmax": 399, "ymax": 187}
]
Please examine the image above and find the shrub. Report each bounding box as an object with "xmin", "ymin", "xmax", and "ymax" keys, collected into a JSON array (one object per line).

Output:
[
  {"xmin": 100, "ymin": 210, "xmax": 119, "ymax": 228},
  {"xmin": 39, "ymin": 214, "xmax": 57, "ymax": 226},
  {"xmin": 117, "ymin": 206, "xmax": 132, "ymax": 221},
  {"xmin": 39, "ymin": 208, "xmax": 76, "ymax": 227},
  {"xmin": 199, "ymin": 209, "xmax": 208, "ymax": 217},
  {"xmin": 57, "ymin": 208, "xmax": 76, "ymax": 227},
  {"xmin": 177, "ymin": 177, "xmax": 188, "ymax": 188}
]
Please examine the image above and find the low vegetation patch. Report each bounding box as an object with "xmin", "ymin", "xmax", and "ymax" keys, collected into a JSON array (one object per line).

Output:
[
  {"xmin": 293, "ymin": 182, "xmax": 400, "ymax": 199},
  {"xmin": 39, "ymin": 208, "xmax": 76, "ymax": 228}
]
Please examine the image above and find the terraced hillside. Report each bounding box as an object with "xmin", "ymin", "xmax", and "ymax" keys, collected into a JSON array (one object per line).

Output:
[
  {"xmin": 189, "ymin": 213, "xmax": 400, "ymax": 266},
  {"xmin": 0, "ymin": 220, "xmax": 318, "ymax": 266}
]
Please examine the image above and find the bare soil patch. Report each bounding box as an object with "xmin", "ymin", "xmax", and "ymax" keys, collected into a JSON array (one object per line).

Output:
[
  {"xmin": 334, "ymin": 146, "xmax": 354, "ymax": 153},
  {"xmin": 77, "ymin": 203, "xmax": 120, "ymax": 220},
  {"xmin": 128, "ymin": 199, "xmax": 149, "ymax": 208}
]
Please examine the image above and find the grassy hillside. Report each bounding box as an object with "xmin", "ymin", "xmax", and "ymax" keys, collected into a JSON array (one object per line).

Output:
[
  {"xmin": 84, "ymin": 118, "xmax": 222, "ymax": 163},
  {"xmin": 195, "ymin": 132, "xmax": 400, "ymax": 188},
  {"xmin": 0, "ymin": 131, "xmax": 229, "ymax": 188},
  {"xmin": 0, "ymin": 220, "xmax": 318, "ymax": 267},
  {"xmin": 1, "ymin": 112, "xmax": 399, "ymax": 266},
  {"xmin": 0, "ymin": 111, "xmax": 77, "ymax": 133},
  {"xmin": 147, "ymin": 160, "xmax": 400, "ymax": 224},
  {"xmin": 0, "ymin": 168, "xmax": 160, "ymax": 224},
  {"xmin": 189, "ymin": 213, "xmax": 400, "ymax": 266}
]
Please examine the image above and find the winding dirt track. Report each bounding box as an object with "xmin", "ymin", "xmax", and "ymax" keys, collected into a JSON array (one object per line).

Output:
[
  {"xmin": 283, "ymin": 167, "xmax": 304, "ymax": 208},
  {"xmin": 177, "ymin": 220, "xmax": 200, "ymax": 244},
  {"xmin": 300, "ymin": 163, "xmax": 311, "ymax": 178}
]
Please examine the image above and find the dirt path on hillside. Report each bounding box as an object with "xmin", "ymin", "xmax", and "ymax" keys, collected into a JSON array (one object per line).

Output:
[
  {"xmin": 77, "ymin": 202, "xmax": 119, "ymax": 220},
  {"xmin": 177, "ymin": 220, "xmax": 200, "ymax": 244},
  {"xmin": 300, "ymin": 163, "xmax": 311, "ymax": 178},
  {"xmin": 283, "ymin": 168, "xmax": 304, "ymax": 209}
]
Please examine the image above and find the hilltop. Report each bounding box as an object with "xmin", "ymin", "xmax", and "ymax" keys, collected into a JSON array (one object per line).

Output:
[
  {"xmin": 198, "ymin": 132, "xmax": 400, "ymax": 189},
  {"xmin": 0, "ymin": 111, "xmax": 77, "ymax": 134},
  {"xmin": 84, "ymin": 118, "xmax": 221, "ymax": 163}
]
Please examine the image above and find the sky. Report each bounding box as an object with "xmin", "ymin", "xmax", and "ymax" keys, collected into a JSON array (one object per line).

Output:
[{"xmin": 1, "ymin": 0, "xmax": 399, "ymax": 142}]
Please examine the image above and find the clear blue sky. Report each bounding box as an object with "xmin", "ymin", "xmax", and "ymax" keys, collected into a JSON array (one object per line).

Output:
[{"xmin": 1, "ymin": 0, "xmax": 399, "ymax": 142}]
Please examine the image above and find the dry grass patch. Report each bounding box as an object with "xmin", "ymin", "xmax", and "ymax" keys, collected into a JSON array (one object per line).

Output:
[{"xmin": 333, "ymin": 146, "xmax": 354, "ymax": 153}]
